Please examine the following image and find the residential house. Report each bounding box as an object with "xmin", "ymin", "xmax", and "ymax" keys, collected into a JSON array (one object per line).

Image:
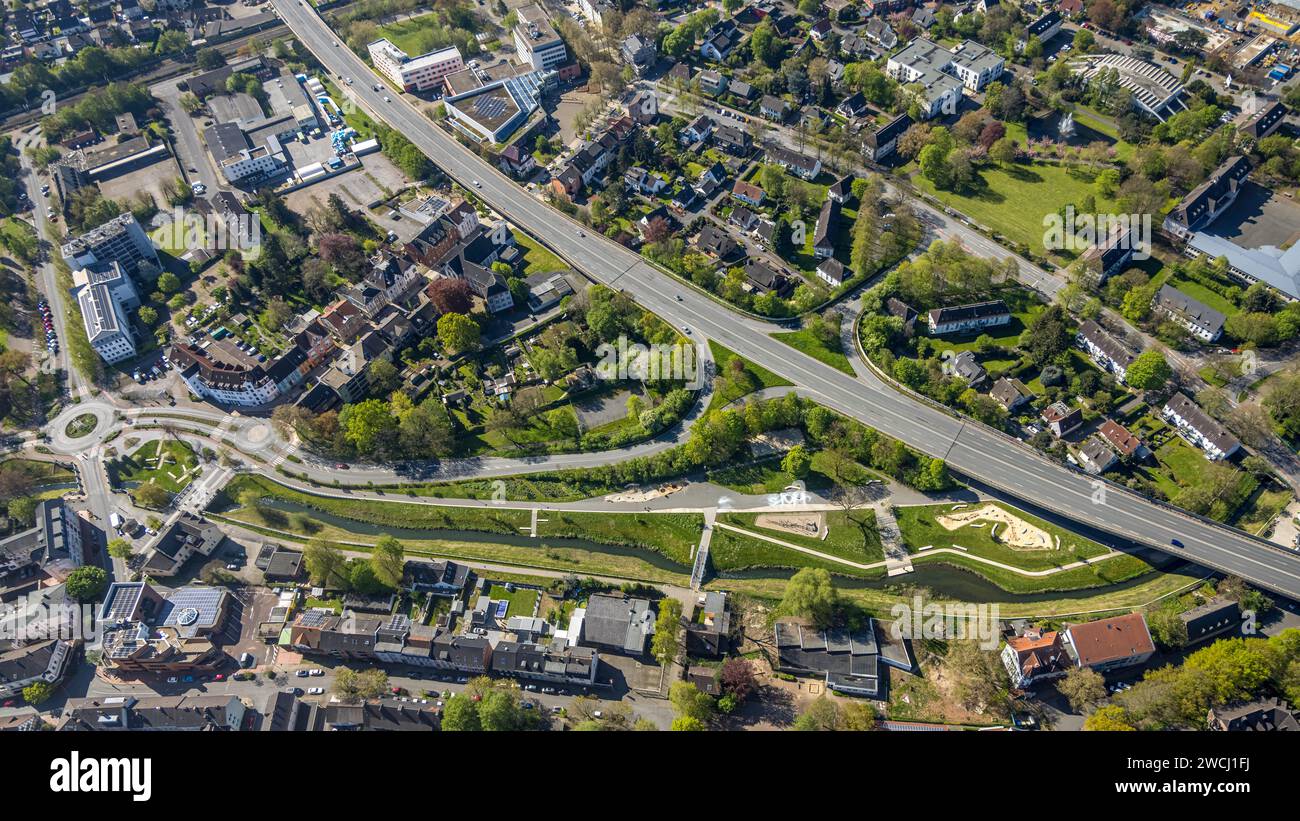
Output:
[
  {"xmin": 1001, "ymin": 627, "xmax": 1070, "ymax": 688},
  {"xmin": 700, "ymin": 20, "xmax": 742, "ymax": 61},
  {"xmin": 926, "ymin": 300, "xmax": 1010, "ymax": 334},
  {"xmin": 1153, "ymin": 284, "xmax": 1226, "ymax": 342},
  {"xmin": 1098, "ymin": 419, "xmax": 1149, "ymax": 461},
  {"xmin": 698, "ymin": 69, "xmax": 728, "ymax": 96},
  {"xmin": 774, "ymin": 620, "xmax": 886, "ymax": 698},
  {"xmin": 951, "ymin": 350, "xmax": 988, "ymax": 387},
  {"xmin": 1041, "ymin": 401, "xmax": 1083, "ymax": 438},
  {"xmin": 1064, "ymin": 613, "xmax": 1156, "ymax": 673},
  {"xmin": 865, "ymin": 18, "xmax": 899, "ymax": 49},
  {"xmin": 1076, "ymin": 320, "xmax": 1137, "ymax": 382},
  {"xmin": 817, "ymin": 258, "xmax": 848, "ymax": 287},
  {"xmin": 863, "ymin": 113, "xmax": 913, "ymax": 163},
  {"xmin": 990, "ymin": 377, "xmax": 1033, "ymax": 412},
  {"xmin": 1078, "ymin": 435, "xmax": 1118, "ymax": 474},
  {"xmin": 577, "ymin": 593, "xmax": 655, "ymax": 655},
  {"xmin": 1207, "ymin": 698, "xmax": 1300, "ymax": 731},
  {"xmin": 744, "ymin": 258, "xmax": 791, "ymax": 295},
  {"xmin": 1080, "ymin": 224, "xmax": 1135, "ymax": 283},
  {"xmin": 685, "ymin": 592, "xmax": 733, "ymax": 657},
  {"xmin": 681, "ymin": 114, "xmax": 714, "ymax": 145},
  {"xmin": 1162, "ymin": 392, "xmax": 1242, "ymax": 460},
  {"xmin": 714, "ymin": 123, "xmax": 752, "ymax": 155},
  {"xmin": 732, "ymin": 180, "xmax": 765, "ymax": 207},
  {"xmin": 812, "ymin": 198, "xmax": 839, "ymax": 259},
  {"xmin": 696, "ymin": 224, "xmax": 743, "ymax": 261},
  {"xmin": 760, "ymin": 95, "xmax": 791, "ymax": 122},
  {"xmin": 765, "ymin": 145, "xmax": 821, "ymax": 180},
  {"xmin": 1180, "ymin": 597, "xmax": 1240, "ymax": 646},
  {"xmin": 828, "ymin": 175, "xmax": 854, "ymax": 204}
]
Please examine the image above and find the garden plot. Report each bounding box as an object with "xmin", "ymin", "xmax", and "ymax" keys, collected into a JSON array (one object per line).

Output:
[{"xmin": 935, "ymin": 503, "xmax": 1056, "ymax": 551}]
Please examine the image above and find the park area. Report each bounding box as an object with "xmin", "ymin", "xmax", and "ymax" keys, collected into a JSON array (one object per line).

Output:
[
  {"xmin": 108, "ymin": 439, "xmax": 200, "ymax": 503},
  {"xmin": 910, "ymin": 161, "xmax": 1120, "ymax": 259}
]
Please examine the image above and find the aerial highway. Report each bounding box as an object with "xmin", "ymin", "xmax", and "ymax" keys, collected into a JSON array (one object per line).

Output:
[{"xmin": 266, "ymin": 0, "xmax": 1300, "ymax": 602}]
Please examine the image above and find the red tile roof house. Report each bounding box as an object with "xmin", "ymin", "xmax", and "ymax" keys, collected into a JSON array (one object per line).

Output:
[
  {"xmin": 1064, "ymin": 613, "xmax": 1155, "ymax": 674},
  {"xmin": 1001, "ymin": 628, "xmax": 1070, "ymax": 689}
]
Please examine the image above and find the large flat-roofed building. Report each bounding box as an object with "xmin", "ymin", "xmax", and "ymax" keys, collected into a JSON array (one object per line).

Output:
[
  {"xmin": 513, "ymin": 3, "xmax": 567, "ymax": 71},
  {"xmin": 444, "ymin": 71, "xmax": 549, "ymax": 143},
  {"xmin": 1184, "ymin": 233, "xmax": 1300, "ymax": 302},
  {"xmin": 264, "ymin": 71, "xmax": 319, "ymax": 132},
  {"xmin": 97, "ymin": 582, "xmax": 230, "ymax": 675},
  {"xmin": 774, "ymin": 620, "xmax": 884, "ymax": 698},
  {"xmin": 368, "ymin": 38, "xmax": 465, "ymax": 92},
  {"xmin": 577, "ymin": 593, "xmax": 655, "ymax": 655},
  {"xmin": 73, "ymin": 262, "xmax": 139, "ymax": 364},
  {"xmin": 1069, "ymin": 53, "xmax": 1186, "ymax": 121},
  {"xmin": 60, "ymin": 212, "xmax": 158, "ymax": 275},
  {"xmin": 204, "ymin": 121, "xmax": 287, "ymax": 184},
  {"xmin": 886, "ymin": 38, "xmax": 1003, "ymax": 119}
]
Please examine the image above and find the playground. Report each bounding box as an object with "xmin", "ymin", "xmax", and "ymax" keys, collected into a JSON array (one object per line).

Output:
[{"xmin": 935, "ymin": 503, "xmax": 1056, "ymax": 551}]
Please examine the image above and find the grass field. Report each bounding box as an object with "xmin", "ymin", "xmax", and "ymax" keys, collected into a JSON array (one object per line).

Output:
[
  {"xmin": 912, "ymin": 161, "xmax": 1119, "ymax": 257},
  {"xmin": 486, "ymin": 583, "xmax": 540, "ymax": 618},
  {"xmin": 707, "ymin": 339, "xmax": 793, "ymax": 410},
  {"xmin": 706, "ymin": 450, "xmax": 876, "ymax": 494},
  {"xmin": 0, "ymin": 458, "xmax": 75, "ymax": 486},
  {"xmin": 1164, "ymin": 276, "xmax": 1239, "ymax": 318},
  {"xmin": 513, "ymin": 232, "xmax": 569, "ymax": 277},
  {"xmin": 110, "ymin": 440, "xmax": 199, "ymax": 494},
  {"xmin": 719, "ymin": 509, "xmax": 884, "ymax": 564},
  {"xmin": 708, "ymin": 526, "xmax": 886, "ymax": 579},
  {"xmin": 771, "ymin": 327, "xmax": 855, "ymax": 375}
]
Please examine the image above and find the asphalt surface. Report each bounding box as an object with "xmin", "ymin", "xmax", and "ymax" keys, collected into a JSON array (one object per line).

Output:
[{"xmin": 256, "ymin": 0, "xmax": 1300, "ymax": 603}]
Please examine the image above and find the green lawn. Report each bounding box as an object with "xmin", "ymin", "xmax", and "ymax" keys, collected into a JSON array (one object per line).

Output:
[
  {"xmin": 706, "ymin": 450, "xmax": 875, "ymax": 494},
  {"xmin": 719, "ymin": 509, "xmax": 884, "ymax": 564},
  {"xmin": 707, "ymin": 527, "xmax": 885, "ymax": 579},
  {"xmin": 1164, "ymin": 277, "xmax": 1239, "ymax": 318},
  {"xmin": 110, "ymin": 440, "xmax": 199, "ymax": 494},
  {"xmin": 374, "ymin": 14, "xmax": 453, "ymax": 58},
  {"xmin": 486, "ymin": 583, "xmax": 540, "ymax": 618},
  {"xmin": 0, "ymin": 458, "xmax": 76, "ymax": 487},
  {"xmin": 513, "ymin": 232, "xmax": 569, "ymax": 277},
  {"xmin": 707, "ymin": 340, "xmax": 793, "ymax": 410},
  {"xmin": 912, "ymin": 161, "xmax": 1119, "ymax": 257},
  {"xmin": 771, "ymin": 328, "xmax": 855, "ymax": 375},
  {"xmin": 538, "ymin": 510, "xmax": 701, "ymax": 565}
]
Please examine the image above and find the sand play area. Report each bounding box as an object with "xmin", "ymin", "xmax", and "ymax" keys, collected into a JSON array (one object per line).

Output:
[
  {"xmin": 754, "ymin": 511, "xmax": 826, "ymax": 539},
  {"xmin": 605, "ymin": 482, "xmax": 688, "ymax": 503},
  {"xmin": 936, "ymin": 503, "xmax": 1056, "ymax": 551}
]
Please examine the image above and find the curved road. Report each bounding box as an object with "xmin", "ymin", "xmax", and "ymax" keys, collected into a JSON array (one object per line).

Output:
[{"xmin": 264, "ymin": 0, "xmax": 1300, "ymax": 602}]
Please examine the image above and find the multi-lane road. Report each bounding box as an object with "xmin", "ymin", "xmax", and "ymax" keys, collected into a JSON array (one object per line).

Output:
[{"xmin": 259, "ymin": 0, "xmax": 1300, "ymax": 602}]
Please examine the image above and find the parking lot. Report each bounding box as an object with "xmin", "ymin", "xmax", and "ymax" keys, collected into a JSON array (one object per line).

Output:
[{"xmin": 1207, "ymin": 180, "xmax": 1300, "ymax": 249}]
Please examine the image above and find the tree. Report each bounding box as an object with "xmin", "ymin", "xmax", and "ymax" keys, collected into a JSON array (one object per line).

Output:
[
  {"xmin": 651, "ymin": 598, "xmax": 682, "ymax": 665},
  {"xmin": 1147, "ymin": 605, "xmax": 1189, "ymax": 649},
  {"xmin": 304, "ymin": 539, "xmax": 347, "ymax": 586},
  {"xmin": 719, "ymin": 658, "xmax": 757, "ymax": 702},
  {"xmin": 22, "ymin": 680, "xmax": 54, "ymax": 705},
  {"xmin": 669, "ymin": 680, "xmax": 714, "ymax": 724},
  {"xmin": 107, "ymin": 538, "xmax": 133, "ymax": 561},
  {"xmin": 6, "ymin": 496, "xmax": 36, "ymax": 527},
  {"xmin": 779, "ymin": 568, "xmax": 838, "ymax": 628},
  {"xmin": 339, "ymin": 399, "xmax": 397, "ymax": 455},
  {"xmin": 137, "ymin": 306, "xmax": 157, "ymax": 326},
  {"xmin": 370, "ymin": 535, "xmax": 405, "ymax": 589},
  {"xmin": 427, "ymin": 277, "xmax": 474, "ymax": 314},
  {"xmin": 793, "ymin": 695, "xmax": 841, "ymax": 730},
  {"xmin": 441, "ymin": 695, "xmax": 483, "ymax": 731},
  {"xmin": 195, "ymin": 47, "xmax": 225, "ymax": 70},
  {"xmin": 671, "ymin": 715, "xmax": 706, "ymax": 731},
  {"xmin": 332, "ymin": 667, "xmax": 389, "ymax": 703},
  {"xmin": 1126, "ymin": 350, "xmax": 1173, "ymax": 391},
  {"xmin": 1084, "ymin": 704, "xmax": 1136, "ymax": 731},
  {"xmin": 437, "ymin": 312, "xmax": 481, "ymax": 354},
  {"xmin": 1022, "ymin": 304, "xmax": 1071, "ymax": 365},
  {"xmin": 132, "ymin": 482, "xmax": 171, "ymax": 509},
  {"xmin": 1057, "ymin": 666, "xmax": 1107, "ymax": 712},
  {"xmin": 156, "ymin": 271, "xmax": 181, "ymax": 294},
  {"xmin": 781, "ymin": 444, "xmax": 812, "ymax": 478},
  {"xmin": 65, "ymin": 566, "xmax": 108, "ymax": 602}
]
